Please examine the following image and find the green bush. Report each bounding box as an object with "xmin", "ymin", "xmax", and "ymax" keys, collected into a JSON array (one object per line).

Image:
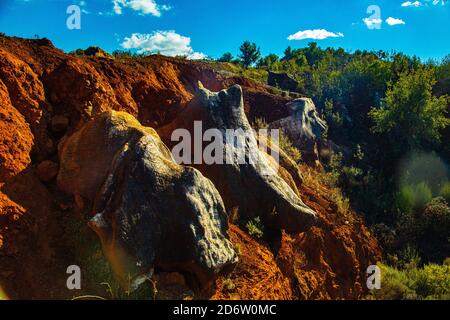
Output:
[
  {"xmin": 245, "ymin": 217, "xmax": 264, "ymax": 239},
  {"xmin": 222, "ymin": 278, "xmax": 236, "ymax": 293},
  {"xmin": 368, "ymin": 263, "xmax": 450, "ymax": 300},
  {"xmin": 397, "ymin": 196, "xmax": 450, "ymax": 263},
  {"xmin": 396, "ymin": 182, "xmax": 433, "ymax": 212},
  {"xmin": 368, "ymin": 264, "xmax": 417, "ymax": 300},
  {"xmin": 419, "ymin": 197, "xmax": 450, "ymax": 262},
  {"xmin": 439, "ymin": 181, "xmax": 450, "ymax": 203},
  {"xmin": 278, "ymin": 132, "xmax": 302, "ymax": 163},
  {"xmin": 369, "ymin": 68, "xmax": 450, "ymax": 150},
  {"xmin": 396, "ymin": 185, "xmax": 416, "ymax": 213}
]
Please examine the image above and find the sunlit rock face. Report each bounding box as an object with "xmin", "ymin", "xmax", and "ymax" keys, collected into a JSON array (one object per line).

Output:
[
  {"xmin": 170, "ymin": 84, "xmax": 318, "ymax": 235},
  {"xmin": 269, "ymin": 98, "xmax": 328, "ymax": 163},
  {"xmin": 57, "ymin": 111, "xmax": 237, "ymax": 291}
]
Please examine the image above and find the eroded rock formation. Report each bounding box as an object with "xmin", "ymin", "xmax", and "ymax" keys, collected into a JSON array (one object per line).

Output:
[
  {"xmin": 268, "ymin": 71, "xmax": 300, "ymax": 92},
  {"xmin": 160, "ymin": 84, "xmax": 317, "ymax": 235},
  {"xmin": 269, "ymin": 98, "xmax": 328, "ymax": 163},
  {"xmin": 57, "ymin": 111, "xmax": 237, "ymax": 290},
  {"xmin": 0, "ymin": 35, "xmax": 381, "ymax": 300}
]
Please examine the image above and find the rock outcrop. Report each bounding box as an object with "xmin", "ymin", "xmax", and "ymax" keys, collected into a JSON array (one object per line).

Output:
[
  {"xmin": 57, "ymin": 111, "xmax": 237, "ymax": 290},
  {"xmin": 160, "ymin": 84, "xmax": 317, "ymax": 235},
  {"xmin": 269, "ymin": 98, "xmax": 328, "ymax": 163},
  {"xmin": 268, "ymin": 71, "xmax": 300, "ymax": 92}
]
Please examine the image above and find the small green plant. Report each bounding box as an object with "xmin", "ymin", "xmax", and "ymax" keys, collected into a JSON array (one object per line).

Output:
[
  {"xmin": 439, "ymin": 181, "xmax": 450, "ymax": 203},
  {"xmin": 278, "ymin": 132, "xmax": 302, "ymax": 163},
  {"xmin": 252, "ymin": 117, "xmax": 268, "ymax": 130},
  {"xmin": 245, "ymin": 217, "xmax": 264, "ymax": 239},
  {"xmin": 234, "ymin": 244, "xmax": 242, "ymax": 257},
  {"xmin": 396, "ymin": 182, "xmax": 433, "ymax": 212},
  {"xmin": 397, "ymin": 246, "xmax": 421, "ymax": 269},
  {"xmin": 222, "ymin": 278, "xmax": 236, "ymax": 293}
]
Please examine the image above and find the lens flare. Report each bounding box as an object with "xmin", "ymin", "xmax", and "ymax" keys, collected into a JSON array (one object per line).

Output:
[
  {"xmin": 0, "ymin": 285, "xmax": 9, "ymax": 300},
  {"xmin": 397, "ymin": 151, "xmax": 449, "ymax": 193}
]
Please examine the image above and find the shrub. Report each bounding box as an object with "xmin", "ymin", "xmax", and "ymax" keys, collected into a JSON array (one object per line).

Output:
[
  {"xmin": 439, "ymin": 181, "xmax": 450, "ymax": 203},
  {"xmin": 414, "ymin": 182, "xmax": 434, "ymax": 209},
  {"xmin": 397, "ymin": 196, "xmax": 450, "ymax": 263},
  {"xmin": 371, "ymin": 223, "xmax": 397, "ymax": 253},
  {"xmin": 396, "ymin": 185, "xmax": 416, "ymax": 213},
  {"xmin": 367, "ymin": 264, "xmax": 417, "ymax": 300},
  {"xmin": 369, "ymin": 67, "xmax": 450, "ymax": 151},
  {"xmin": 222, "ymin": 278, "xmax": 236, "ymax": 293},
  {"xmin": 300, "ymin": 164, "xmax": 351, "ymax": 216},
  {"xmin": 397, "ymin": 246, "xmax": 421, "ymax": 269},
  {"xmin": 278, "ymin": 132, "xmax": 302, "ymax": 163},
  {"xmin": 218, "ymin": 53, "xmax": 233, "ymax": 63},
  {"xmin": 252, "ymin": 117, "xmax": 268, "ymax": 130},
  {"xmin": 368, "ymin": 263, "xmax": 450, "ymax": 300},
  {"xmin": 396, "ymin": 182, "xmax": 433, "ymax": 212},
  {"xmin": 419, "ymin": 197, "xmax": 450, "ymax": 262},
  {"xmin": 245, "ymin": 217, "xmax": 264, "ymax": 239},
  {"xmin": 241, "ymin": 68, "xmax": 268, "ymax": 83},
  {"xmin": 413, "ymin": 264, "xmax": 450, "ymax": 299}
]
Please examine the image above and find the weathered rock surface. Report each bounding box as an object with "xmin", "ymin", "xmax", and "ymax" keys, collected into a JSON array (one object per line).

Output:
[
  {"xmin": 269, "ymin": 98, "xmax": 328, "ymax": 163},
  {"xmin": 57, "ymin": 111, "xmax": 237, "ymax": 290},
  {"xmin": 268, "ymin": 71, "xmax": 300, "ymax": 92},
  {"xmin": 160, "ymin": 84, "xmax": 317, "ymax": 235}
]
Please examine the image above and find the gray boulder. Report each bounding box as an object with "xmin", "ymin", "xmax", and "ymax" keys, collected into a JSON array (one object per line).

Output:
[
  {"xmin": 193, "ymin": 84, "xmax": 317, "ymax": 235},
  {"xmin": 269, "ymin": 98, "xmax": 328, "ymax": 163},
  {"xmin": 57, "ymin": 111, "xmax": 237, "ymax": 291},
  {"xmin": 268, "ymin": 71, "xmax": 300, "ymax": 92}
]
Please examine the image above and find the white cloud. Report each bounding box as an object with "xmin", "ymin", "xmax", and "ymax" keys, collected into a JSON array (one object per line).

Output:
[
  {"xmin": 386, "ymin": 17, "xmax": 406, "ymax": 25},
  {"xmin": 401, "ymin": 0, "xmax": 447, "ymax": 7},
  {"xmin": 112, "ymin": 0, "xmax": 171, "ymax": 16},
  {"xmin": 121, "ymin": 31, "xmax": 207, "ymax": 59},
  {"xmin": 187, "ymin": 52, "xmax": 208, "ymax": 60},
  {"xmin": 77, "ymin": 0, "xmax": 90, "ymax": 14},
  {"xmin": 287, "ymin": 29, "xmax": 344, "ymax": 41},
  {"xmin": 401, "ymin": 1, "xmax": 422, "ymax": 7},
  {"xmin": 431, "ymin": 0, "xmax": 448, "ymax": 5},
  {"xmin": 363, "ymin": 18, "xmax": 383, "ymax": 28}
]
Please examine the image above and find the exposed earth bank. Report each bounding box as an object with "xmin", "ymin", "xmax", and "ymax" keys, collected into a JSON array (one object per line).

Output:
[{"xmin": 0, "ymin": 36, "xmax": 381, "ymax": 300}]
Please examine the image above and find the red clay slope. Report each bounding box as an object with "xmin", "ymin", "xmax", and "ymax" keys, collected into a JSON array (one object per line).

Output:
[{"xmin": 0, "ymin": 35, "xmax": 380, "ymax": 299}]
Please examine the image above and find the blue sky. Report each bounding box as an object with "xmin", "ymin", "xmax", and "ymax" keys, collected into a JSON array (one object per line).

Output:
[{"xmin": 0, "ymin": 0, "xmax": 449, "ymax": 61}]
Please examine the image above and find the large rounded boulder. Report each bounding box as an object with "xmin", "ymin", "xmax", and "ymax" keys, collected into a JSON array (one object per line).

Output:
[{"xmin": 57, "ymin": 110, "xmax": 237, "ymax": 291}]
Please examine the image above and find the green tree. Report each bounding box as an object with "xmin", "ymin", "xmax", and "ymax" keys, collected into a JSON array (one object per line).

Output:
[
  {"xmin": 257, "ymin": 53, "xmax": 279, "ymax": 69},
  {"xmin": 238, "ymin": 41, "xmax": 261, "ymax": 68},
  {"xmin": 369, "ymin": 67, "xmax": 450, "ymax": 149},
  {"xmin": 283, "ymin": 46, "xmax": 294, "ymax": 61},
  {"xmin": 218, "ymin": 52, "xmax": 233, "ymax": 63}
]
